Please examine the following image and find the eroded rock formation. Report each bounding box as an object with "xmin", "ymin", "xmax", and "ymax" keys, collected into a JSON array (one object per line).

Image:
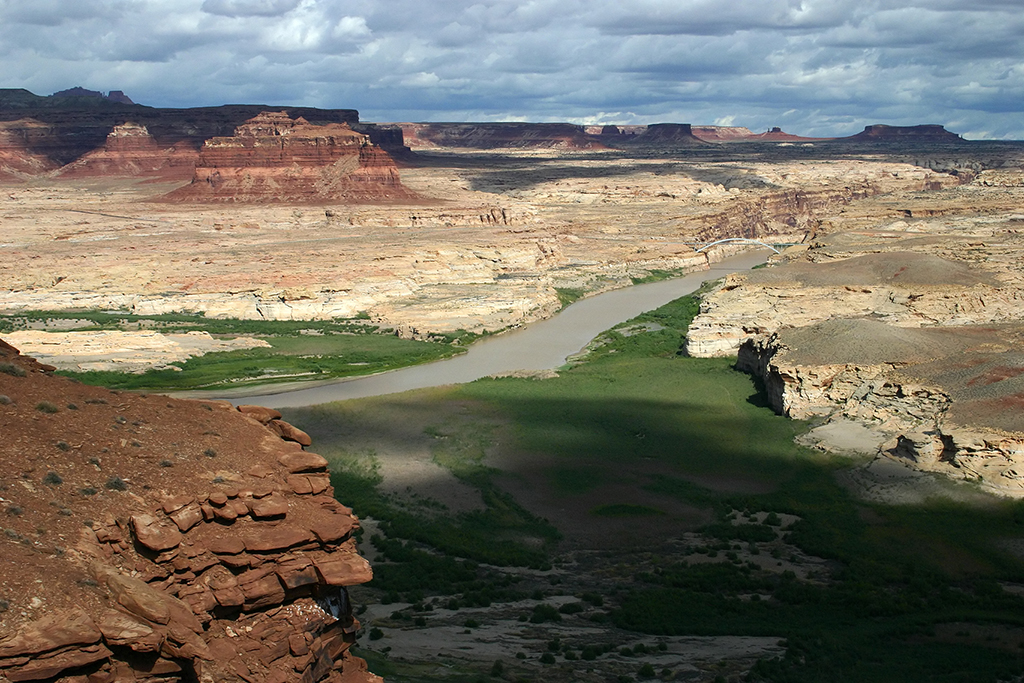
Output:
[
  {"xmin": 164, "ymin": 112, "xmax": 412, "ymax": 203},
  {"xmin": 0, "ymin": 339, "xmax": 378, "ymax": 683},
  {"xmin": 689, "ymin": 173, "xmax": 1024, "ymax": 492},
  {"xmin": 55, "ymin": 123, "xmax": 198, "ymax": 180},
  {"xmin": 0, "ymin": 120, "xmax": 58, "ymax": 179},
  {"xmin": 737, "ymin": 320, "xmax": 1024, "ymax": 494}
]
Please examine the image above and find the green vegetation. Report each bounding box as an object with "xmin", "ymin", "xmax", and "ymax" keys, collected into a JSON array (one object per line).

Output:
[
  {"xmin": 1, "ymin": 311, "xmax": 467, "ymax": 390},
  {"xmin": 287, "ymin": 291, "xmax": 1024, "ymax": 682},
  {"xmin": 554, "ymin": 287, "xmax": 587, "ymax": 309}
]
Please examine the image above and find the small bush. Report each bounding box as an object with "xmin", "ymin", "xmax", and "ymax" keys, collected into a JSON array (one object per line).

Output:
[
  {"xmin": 204, "ymin": 448, "xmax": 217, "ymax": 458},
  {"xmin": 414, "ymin": 617, "xmax": 427, "ymax": 627},
  {"xmin": 558, "ymin": 602, "xmax": 585, "ymax": 615},
  {"xmin": 530, "ymin": 604, "xmax": 562, "ymax": 624},
  {"xmin": 0, "ymin": 395, "xmax": 11, "ymax": 405},
  {"xmin": 368, "ymin": 628, "xmax": 384, "ymax": 641},
  {"xmin": 6, "ymin": 506, "xmax": 23, "ymax": 516},
  {"xmin": 490, "ymin": 661, "xmax": 504, "ymax": 677},
  {"xmin": 159, "ymin": 459, "xmax": 174, "ymax": 467},
  {"xmin": 66, "ymin": 403, "xmax": 78, "ymax": 410},
  {"xmin": 0, "ymin": 363, "xmax": 26, "ymax": 377},
  {"xmin": 464, "ymin": 618, "xmax": 480, "ymax": 628},
  {"xmin": 80, "ymin": 487, "xmax": 98, "ymax": 496},
  {"xmin": 56, "ymin": 441, "xmax": 70, "ymax": 452},
  {"xmin": 35, "ymin": 401, "xmax": 59, "ymax": 414},
  {"xmin": 105, "ymin": 476, "xmax": 128, "ymax": 491},
  {"xmin": 42, "ymin": 472, "xmax": 63, "ymax": 486},
  {"xmin": 84, "ymin": 398, "xmax": 107, "ymax": 405},
  {"xmin": 539, "ymin": 653, "xmax": 555, "ymax": 665}
]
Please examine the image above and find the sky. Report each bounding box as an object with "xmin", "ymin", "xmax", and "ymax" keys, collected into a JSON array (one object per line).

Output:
[{"xmin": 1, "ymin": 0, "xmax": 1022, "ymax": 139}]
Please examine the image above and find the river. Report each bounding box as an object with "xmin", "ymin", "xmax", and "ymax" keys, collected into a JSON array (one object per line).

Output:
[{"xmin": 220, "ymin": 250, "xmax": 769, "ymax": 408}]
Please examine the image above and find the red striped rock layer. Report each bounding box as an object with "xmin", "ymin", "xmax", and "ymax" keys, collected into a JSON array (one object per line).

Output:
[
  {"xmin": 0, "ymin": 339, "xmax": 378, "ymax": 683},
  {"xmin": 164, "ymin": 111, "xmax": 413, "ymax": 203},
  {"xmin": 54, "ymin": 123, "xmax": 198, "ymax": 180}
]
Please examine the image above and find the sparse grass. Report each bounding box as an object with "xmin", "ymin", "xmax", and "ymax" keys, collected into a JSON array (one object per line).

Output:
[{"xmin": 34, "ymin": 401, "xmax": 59, "ymax": 413}]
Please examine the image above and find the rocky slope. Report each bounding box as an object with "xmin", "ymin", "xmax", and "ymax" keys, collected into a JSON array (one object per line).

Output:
[
  {"xmin": 163, "ymin": 112, "xmax": 412, "ymax": 203},
  {"xmin": 0, "ymin": 339, "xmax": 378, "ymax": 682},
  {"xmin": 0, "ymin": 120, "xmax": 58, "ymax": 179}
]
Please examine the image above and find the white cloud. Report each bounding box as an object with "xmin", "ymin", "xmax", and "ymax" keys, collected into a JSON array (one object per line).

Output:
[{"xmin": 0, "ymin": 0, "xmax": 1020, "ymax": 138}]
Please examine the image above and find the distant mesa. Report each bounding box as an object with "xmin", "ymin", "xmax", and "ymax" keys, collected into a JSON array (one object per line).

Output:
[
  {"xmin": 0, "ymin": 119, "xmax": 58, "ymax": 179},
  {"xmin": 691, "ymin": 125, "xmax": 756, "ymax": 142},
  {"xmin": 398, "ymin": 122, "xmax": 604, "ymax": 150},
  {"xmin": 625, "ymin": 123, "xmax": 707, "ymax": 146},
  {"xmin": 839, "ymin": 124, "xmax": 963, "ymax": 142},
  {"xmin": 51, "ymin": 86, "xmax": 135, "ymax": 105},
  {"xmin": 163, "ymin": 111, "xmax": 414, "ymax": 203}
]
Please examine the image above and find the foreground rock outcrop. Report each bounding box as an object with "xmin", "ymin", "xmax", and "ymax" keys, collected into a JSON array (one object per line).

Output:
[
  {"xmin": 164, "ymin": 112, "xmax": 412, "ymax": 203},
  {"xmin": 0, "ymin": 339, "xmax": 378, "ymax": 683}
]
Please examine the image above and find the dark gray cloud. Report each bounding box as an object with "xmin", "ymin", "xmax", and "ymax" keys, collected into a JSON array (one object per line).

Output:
[{"xmin": 0, "ymin": 0, "xmax": 1021, "ymax": 138}]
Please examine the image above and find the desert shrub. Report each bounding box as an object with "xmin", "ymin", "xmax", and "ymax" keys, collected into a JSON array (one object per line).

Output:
[
  {"xmin": 0, "ymin": 363, "xmax": 25, "ymax": 377},
  {"xmin": 35, "ymin": 401, "xmax": 59, "ymax": 413},
  {"xmin": 42, "ymin": 472, "xmax": 63, "ymax": 486},
  {"xmin": 490, "ymin": 661, "xmax": 504, "ymax": 677},
  {"xmin": 638, "ymin": 663, "xmax": 656, "ymax": 679},
  {"xmin": 464, "ymin": 618, "xmax": 480, "ymax": 628},
  {"xmin": 159, "ymin": 459, "xmax": 173, "ymax": 467},
  {"xmin": 530, "ymin": 604, "xmax": 562, "ymax": 623},
  {"xmin": 539, "ymin": 653, "xmax": 555, "ymax": 665},
  {"xmin": 368, "ymin": 628, "xmax": 384, "ymax": 641},
  {"xmin": 80, "ymin": 487, "xmax": 98, "ymax": 496},
  {"xmin": 105, "ymin": 476, "xmax": 128, "ymax": 491},
  {"xmin": 0, "ymin": 395, "xmax": 11, "ymax": 405},
  {"xmin": 559, "ymin": 601, "xmax": 585, "ymax": 615},
  {"xmin": 66, "ymin": 403, "xmax": 78, "ymax": 410},
  {"xmin": 204, "ymin": 448, "xmax": 217, "ymax": 458},
  {"xmin": 56, "ymin": 441, "xmax": 70, "ymax": 451}
]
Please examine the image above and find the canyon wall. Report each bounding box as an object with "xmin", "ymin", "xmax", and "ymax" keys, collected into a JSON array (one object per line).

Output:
[{"xmin": 0, "ymin": 339, "xmax": 378, "ymax": 682}]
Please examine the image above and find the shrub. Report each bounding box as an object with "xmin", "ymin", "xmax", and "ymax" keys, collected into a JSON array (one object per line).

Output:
[
  {"xmin": 0, "ymin": 395, "xmax": 11, "ymax": 405},
  {"xmin": 465, "ymin": 618, "xmax": 480, "ymax": 628},
  {"xmin": 80, "ymin": 487, "xmax": 98, "ymax": 496},
  {"xmin": 42, "ymin": 471, "xmax": 63, "ymax": 486},
  {"xmin": 35, "ymin": 401, "xmax": 59, "ymax": 414},
  {"xmin": 105, "ymin": 476, "xmax": 128, "ymax": 491},
  {"xmin": 530, "ymin": 604, "xmax": 562, "ymax": 624},
  {"xmin": 490, "ymin": 660, "xmax": 504, "ymax": 677},
  {"xmin": 159, "ymin": 459, "xmax": 174, "ymax": 467},
  {"xmin": 559, "ymin": 602, "xmax": 585, "ymax": 615},
  {"xmin": 539, "ymin": 653, "xmax": 555, "ymax": 665},
  {"xmin": 204, "ymin": 448, "xmax": 217, "ymax": 458},
  {"xmin": 368, "ymin": 628, "xmax": 384, "ymax": 641},
  {"xmin": 66, "ymin": 403, "xmax": 78, "ymax": 410},
  {"xmin": 414, "ymin": 617, "xmax": 427, "ymax": 627},
  {"xmin": 638, "ymin": 664, "xmax": 656, "ymax": 679},
  {"xmin": 56, "ymin": 441, "xmax": 70, "ymax": 452},
  {"xmin": 0, "ymin": 363, "xmax": 25, "ymax": 377}
]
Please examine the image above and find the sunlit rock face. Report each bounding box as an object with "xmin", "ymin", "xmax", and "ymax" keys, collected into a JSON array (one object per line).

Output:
[{"xmin": 163, "ymin": 112, "xmax": 413, "ymax": 203}]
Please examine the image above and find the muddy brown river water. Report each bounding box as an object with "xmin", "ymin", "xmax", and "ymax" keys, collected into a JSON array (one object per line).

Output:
[{"xmin": 220, "ymin": 250, "xmax": 770, "ymax": 408}]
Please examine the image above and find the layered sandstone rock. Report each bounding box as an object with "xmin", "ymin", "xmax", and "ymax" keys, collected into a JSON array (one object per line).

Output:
[
  {"xmin": 0, "ymin": 339, "xmax": 379, "ymax": 683},
  {"xmin": 164, "ymin": 112, "xmax": 412, "ymax": 203},
  {"xmin": 736, "ymin": 319, "xmax": 1024, "ymax": 494},
  {"xmin": 0, "ymin": 119, "xmax": 58, "ymax": 179},
  {"xmin": 55, "ymin": 123, "xmax": 198, "ymax": 180}
]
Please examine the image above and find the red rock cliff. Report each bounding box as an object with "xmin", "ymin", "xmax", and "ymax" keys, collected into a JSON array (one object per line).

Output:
[
  {"xmin": 0, "ymin": 338, "xmax": 380, "ymax": 683},
  {"xmin": 163, "ymin": 112, "xmax": 412, "ymax": 203},
  {"xmin": 55, "ymin": 122, "xmax": 198, "ymax": 180}
]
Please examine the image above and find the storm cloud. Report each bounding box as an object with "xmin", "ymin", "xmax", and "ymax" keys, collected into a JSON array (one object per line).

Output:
[{"xmin": 0, "ymin": 0, "xmax": 1021, "ymax": 138}]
